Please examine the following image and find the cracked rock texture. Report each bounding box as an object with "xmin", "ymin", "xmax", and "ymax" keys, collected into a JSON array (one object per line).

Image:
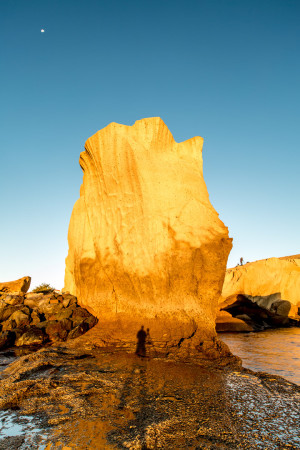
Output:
[{"xmin": 64, "ymin": 117, "xmax": 232, "ymax": 353}]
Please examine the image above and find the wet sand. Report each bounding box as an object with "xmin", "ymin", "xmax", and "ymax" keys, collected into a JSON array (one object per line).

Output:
[{"xmin": 0, "ymin": 344, "xmax": 299, "ymax": 449}]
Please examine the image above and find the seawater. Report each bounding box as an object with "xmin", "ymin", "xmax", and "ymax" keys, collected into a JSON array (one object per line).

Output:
[{"xmin": 219, "ymin": 327, "xmax": 300, "ymax": 385}]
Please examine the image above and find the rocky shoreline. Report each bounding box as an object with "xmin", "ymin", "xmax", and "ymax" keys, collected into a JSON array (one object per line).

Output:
[
  {"xmin": 0, "ymin": 280, "xmax": 299, "ymax": 449},
  {"xmin": 0, "ymin": 342, "xmax": 299, "ymax": 449}
]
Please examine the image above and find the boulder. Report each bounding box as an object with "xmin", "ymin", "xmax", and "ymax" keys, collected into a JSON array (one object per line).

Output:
[
  {"xmin": 60, "ymin": 318, "xmax": 72, "ymax": 331},
  {"xmin": 1, "ymin": 319, "xmax": 15, "ymax": 332},
  {"xmin": 0, "ymin": 305, "xmax": 22, "ymax": 323},
  {"xmin": 30, "ymin": 311, "xmax": 44, "ymax": 325},
  {"xmin": 24, "ymin": 293, "xmax": 44, "ymax": 309},
  {"xmin": 62, "ymin": 297, "xmax": 72, "ymax": 308},
  {"xmin": 15, "ymin": 328, "xmax": 45, "ymax": 347},
  {"xmin": 216, "ymin": 318, "xmax": 253, "ymax": 332},
  {"xmin": 270, "ymin": 300, "xmax": 291, "ymax": 317},
  {"xmin": 83, "ymin": 315, "xmax": 98, "ymax": 330},
  {"xmin": 71, "ymin": 307, "xmax": 91, "ymax": 326},
  {"xmin": 45, "ymin": 321, "xmax": 68, "ymax": 341},
  {"xmin": 38, "ymin": 302, "xmax": 63, "ymax": 320},
  {"xmin": 0, "ymin": 277, "xmax": 31, "ymax": 294},
  {"xmin": 68, "ymin": 322, "xmax": 89, "ymax": 340},
  {"xmin": 3, "ymin": 295, "xmax": 24, "ymax": 306},
  {"xmin": 54, "ymin": 306, "xmax": 75, "ymax": 321},
  {"xmin": 0, "ymin": 331, "xmax": 15, "ymax": 349},
  {"xmin": 3, "ymin": 295, "xmax": 12, "ymax": 304},
  {"xmin": 35, "ymin": 321, "xmax": 48, "ymax": 330},
  {"xmin": 64, "ymin": 118, "xmax": 232, "ymax": 356},
  {"xmin": 25, "ymin": 293, "xmax": 44, "ymax": 301},
  {"xmin": 2, "ymin": 313, "xmax": 31, "ymax": 332},
  {"xmin": 215, "ymin": 310, "xmax": 253, "ymax": 332},
  {"xmin": 62, "ymin": 298, "xmax": 70, "ymax": 308}
]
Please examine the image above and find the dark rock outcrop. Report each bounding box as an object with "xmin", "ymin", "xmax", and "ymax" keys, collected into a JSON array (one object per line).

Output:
[
  {"xmin": 0, "ymin": 330, "xmax": 15, "ymax": 350},
  {"xmin": 0, "ymin": 291, "xmax": 98, "ymax": 349},
  {"xmin": 217, "ymin": 293, "xmax": 300, "ymax": 332},
  {"xmin": 216, "ymin": 310, "xmax": 253, "ymax": 332},
  {"xmin": 15, "ymin": 327, "xmax": 45, "ymax": 346}
]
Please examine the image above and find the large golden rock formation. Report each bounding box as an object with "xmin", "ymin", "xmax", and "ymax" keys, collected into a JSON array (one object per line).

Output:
[
  {"xmin": 0, "ymin": 276, "xmax": 31, "ymax": 294},
  {"xmin": 64, "ymin": 118, "xmax": 232, "ymax": 355},
  {"xmin": 221, "ymin": 256, "xmax": 300, "ymax": 320}
]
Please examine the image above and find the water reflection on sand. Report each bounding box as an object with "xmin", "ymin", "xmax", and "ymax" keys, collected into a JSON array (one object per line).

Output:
[
  {"xmin": 0, "ymin": 344, "xmax": 299, "ymax": 448},
  {"xmin": 219, "ymin": 327, "xmax": 300, "ymax": 385}
]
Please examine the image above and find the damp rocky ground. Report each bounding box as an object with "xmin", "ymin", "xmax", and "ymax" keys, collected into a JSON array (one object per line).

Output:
[{"xmin": 0, "ymin": 342, "xmax": 299, "ymax": 449}]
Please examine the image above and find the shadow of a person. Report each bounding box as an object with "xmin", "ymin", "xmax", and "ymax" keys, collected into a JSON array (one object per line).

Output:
[{"xmin": 135, "ymin": 325, "xmax": 147, "ymax": 357}]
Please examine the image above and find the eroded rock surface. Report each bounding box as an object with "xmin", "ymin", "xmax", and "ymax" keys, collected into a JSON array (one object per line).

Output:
[
  {"xmin": 219, "ymin": 257, "xmax": 300, "ymax": 331},
  {"xmin": 0, "ymin": 276, "xmax": 31, "ymax": 295},
  {"xmin": 65, "ymin": 117, "xmax": 232, "ymax": 356}
]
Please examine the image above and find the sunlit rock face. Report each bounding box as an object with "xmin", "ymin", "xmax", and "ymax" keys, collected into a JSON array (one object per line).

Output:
[
  {"xmin": 222, "ymin": 256, "xmax": 300, "ymax": 319},
  {"xmin": 0, "ymin": 276, "xmax": 31, "ymax": 294},
  {"xmin": 64, "ymin": 118, "xmax": 232, "ymax": 353}
]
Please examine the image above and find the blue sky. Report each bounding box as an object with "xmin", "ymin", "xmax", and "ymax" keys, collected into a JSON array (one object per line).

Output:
[{"xmin": 1, "ymin": 0, "xmax": 299, "ymax": 289}]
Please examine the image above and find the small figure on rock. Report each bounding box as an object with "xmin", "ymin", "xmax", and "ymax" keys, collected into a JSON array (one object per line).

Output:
[
  {"xmin": 240, "ymin": 257, "xmax": 244, "ymax": 266},
  {"xmin": 135, "ymin": 325, "xmax": 147, "ymax": 357},
  {"xmin": 146, "ymin": 328, "xmax": 152, "ymax": 345}
]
